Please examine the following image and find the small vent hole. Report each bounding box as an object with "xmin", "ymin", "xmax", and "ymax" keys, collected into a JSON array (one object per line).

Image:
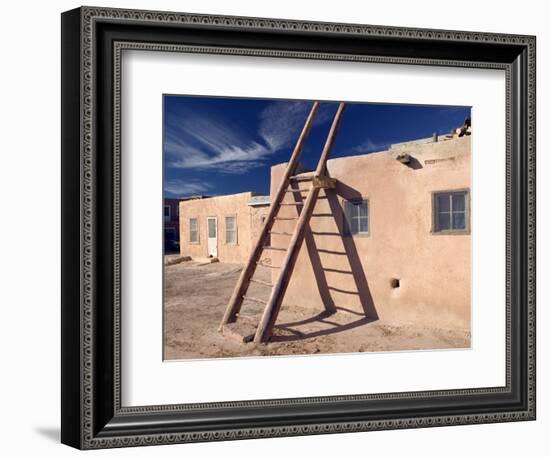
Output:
[{"xmin": 391, "ymin": 278, "xmax": 400, "ymax": 288}]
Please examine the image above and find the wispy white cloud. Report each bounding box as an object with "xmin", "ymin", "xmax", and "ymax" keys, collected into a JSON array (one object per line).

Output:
[
  {"xmin": 164, "ymin": 100, "xmax": 322, "ymax": 175},
  {"xmin": 164, "ymin": 112, "xmax": 269, "ymax": 174},
  {"xmin": 164, "ymin": 179, "xmax": 212, "ymax": 197},
  {"xmin": 258, "ymin": 101, "xmax": 311, "ymax": 151},
  {"xmin": 349, "ymin": 138, "xmax": 389, "ymax": 155}
]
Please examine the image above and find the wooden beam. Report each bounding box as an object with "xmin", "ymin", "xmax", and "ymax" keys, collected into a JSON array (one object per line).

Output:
[
  {"xmin": 289, "ymin": 175, "xmax": 313, "ymax": 181},
  {"xmin": 314, "ymin": 102, "xmax": 346, "ymax": 177},
  {"xmin": 312, "ymin": 176, "xmax": 337, "ymax": 189}
]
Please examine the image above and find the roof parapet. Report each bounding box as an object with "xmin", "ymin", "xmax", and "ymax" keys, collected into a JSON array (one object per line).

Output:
[{"xmin": 248, "ymin": 195, "xmax": 270, "ymax": 206}]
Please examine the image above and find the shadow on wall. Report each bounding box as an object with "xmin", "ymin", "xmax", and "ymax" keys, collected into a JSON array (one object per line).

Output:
[
  {"xmin": 273, "ymin": 178, "xmax": 378, "ymax": 342},
  {"xmin": 327, "ymin": 180, "xmax": 378, "ymax": 320},
  {"xmin": 405, "ymin": 155, "xmax": 423, "ymax": 170},
  {"xmin": 289, "ymin": 180, "xmax": 336, "ymax": 315}
]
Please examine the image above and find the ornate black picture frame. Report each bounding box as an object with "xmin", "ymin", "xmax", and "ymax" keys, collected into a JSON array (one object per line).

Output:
[{"xmin": 61, "ymin": 6, "xmax": 536, "ymax": 449}]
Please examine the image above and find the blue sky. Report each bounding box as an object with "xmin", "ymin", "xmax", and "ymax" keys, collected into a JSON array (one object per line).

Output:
[{"xmin": 163, "ymin": 96, "xmax": 470, "ymax": 197}]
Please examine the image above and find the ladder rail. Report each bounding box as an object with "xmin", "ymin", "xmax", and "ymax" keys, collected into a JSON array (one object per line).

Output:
[{"xmin": 218, "ymin": 101, "xmax": 321, "ymax": 329}]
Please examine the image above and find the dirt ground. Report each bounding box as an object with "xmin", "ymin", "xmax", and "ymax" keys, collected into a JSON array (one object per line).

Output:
[{"xmin": 163, "ymin": 258, "xmax": 470, "ymax": 360}]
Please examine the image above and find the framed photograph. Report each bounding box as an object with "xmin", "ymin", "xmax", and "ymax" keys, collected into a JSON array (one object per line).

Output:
[{"xmin": 61, "ymin": 6, "xmax": 536, "ymax": 449}]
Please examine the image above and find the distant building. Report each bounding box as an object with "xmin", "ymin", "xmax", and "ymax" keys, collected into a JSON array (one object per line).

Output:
[
  {"xmin": 178, "ymin": 192, "xmax": 270, "ymax": 262},
  {"xmin": 176, "ymin": 171, "xmax": 305, "ymax": 261}
]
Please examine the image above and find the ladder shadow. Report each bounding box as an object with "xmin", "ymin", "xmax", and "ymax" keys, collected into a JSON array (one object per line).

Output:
[
  {"xmin": 272, "ymin": 178, "xmax": 378, "ymax": 343},
  {"xmin": 271, "ymin": 312, "xmax": 377, "ymax": 342},
  {"xmin": 326, "ymin": 180, "xmax": 379, "ymax": 320}
]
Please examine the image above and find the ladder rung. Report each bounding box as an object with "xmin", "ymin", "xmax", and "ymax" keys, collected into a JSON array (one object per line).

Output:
[
  {"xmin": 285, "ymin": 188, "xmax": 309, "ymax": 193},
  {"xmin": 290, "ymin": 176, "xmax": 313, "ymax": 182},
  {"xmin": 280, "ymin": 202, "xmax": 304, "ymax": 206},
  {"xmin": 256, "ymin": 261, "xmax": 280, "ymax": 269},
  {"xmin": 250, "ymin": 278, "xmax": 273, "ymax": 287},
  {"xmin": 242, "ymin": 296, "xmax": 268, "ymax": 305},
  {"xmin": 236, "ymin": 313, "xmax": 257, "ymax": 322},
  {"xmin": 263, "ymin": 246, "xmax": 287, "ymax": 251},
  {"xmin": 269, "ymin": 231, "xmax": 293, "ymax": 236},
  {"xmin": 274, "ymin": 217, "xmax": 298, "ymax": 220}
]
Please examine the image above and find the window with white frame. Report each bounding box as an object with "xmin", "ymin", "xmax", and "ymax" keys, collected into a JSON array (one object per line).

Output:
[
  {"xmin": 343, "ymin": 199, "xmax": 369, "ymax": 235},
  {"xmin": 164, "ymin": 205, "xmax": 171, "ymax": 221},
  {"xmin": 189, "ymin": 218, "xmax": 199, "ymax": 243},
  {"xmin": 433, "ymin": 190, "xmax": 469, "ymax": 233},
  {"xmin": 225, "ymin": 216, "xmax": 237, "ymax": 244}
]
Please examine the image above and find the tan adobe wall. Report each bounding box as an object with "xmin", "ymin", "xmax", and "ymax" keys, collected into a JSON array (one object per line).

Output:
[
  {"xmin": 179, "ymin": 192, "xmax": 268, "ymax": 263},
  {"xmin": 269, "ymin": 136, "xmax": 471, "ymax": 329},
  {"xmin": 250, "ymin": 205, "xmax": 270, "ymax": 245}
]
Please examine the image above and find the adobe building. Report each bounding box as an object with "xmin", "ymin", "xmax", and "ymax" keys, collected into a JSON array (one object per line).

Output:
[
  {"xmin": 178, "ymin": 132, "xmax": 471, "ymax": 329},
  {"xmin": 269, "ymin": 133, "xmax": 471, "ymax": 329},
  {"xmin": 179, "ymin": 192, "xmax": 270, "ymax": 263}
]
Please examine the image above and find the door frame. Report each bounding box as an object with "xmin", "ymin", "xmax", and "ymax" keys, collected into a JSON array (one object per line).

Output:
[{"xmin": 206, "ymin": 216, "xmax": 218, "ymax": 257}]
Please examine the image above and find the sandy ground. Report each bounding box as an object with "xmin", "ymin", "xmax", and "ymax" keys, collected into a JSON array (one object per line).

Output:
[{"xmin": 164, "ymin": 258, "xmax": 470, "ymax": 360}]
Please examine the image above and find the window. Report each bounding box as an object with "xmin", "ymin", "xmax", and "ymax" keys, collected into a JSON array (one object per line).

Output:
[
  {"xmin": 433, "ymin": 190, "xmax": 469, "ymax": 233},
  {"xmin": 164, "ymin": 205, "xmax": 171, "ymax": 221},
  {"xmin": 208, "ymin": 218, "xmax": 217, "ymax": 238},
  {"xmin": 343, "ymin": 199, "xmax": 369, "ymax": 235},
  {"xmin": 225, "ymin": 216, "xmax": 237, "ymax": 244},
  {"xmin": 189, "ymin": 218, "xmax": 199, "ymax": 243}
]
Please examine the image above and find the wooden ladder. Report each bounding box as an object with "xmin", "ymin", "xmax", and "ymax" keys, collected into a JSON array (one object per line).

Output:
[{"xmin": 219, "ymin": 101, "xmax": 345, "ymax": 343}]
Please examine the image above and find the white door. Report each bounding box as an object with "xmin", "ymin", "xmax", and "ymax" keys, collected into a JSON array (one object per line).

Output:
[{"xmin": 206, "ymin": 217, "xmax": 218, "ymax": 257}]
